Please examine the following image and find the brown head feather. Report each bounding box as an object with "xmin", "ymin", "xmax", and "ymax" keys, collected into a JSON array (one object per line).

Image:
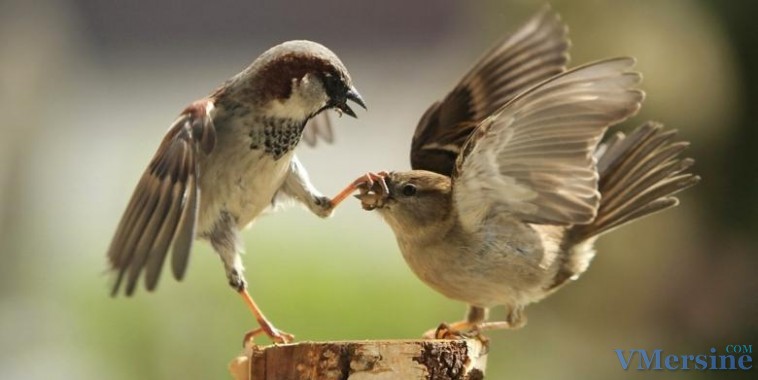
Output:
[{"xmin": 230, "ymin": 40, "xmax": 353, "ymax": 105}]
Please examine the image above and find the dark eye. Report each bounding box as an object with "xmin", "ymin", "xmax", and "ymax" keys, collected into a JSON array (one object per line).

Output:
[
  {"xmin": 319, "ymin": 73, "xmax": 342, "ymax": 99},
  {"xmin": 322, "ymin": 72, "xmax": 339, "ymax": 86},
  {"xmin": 401, "ymin": 183, "xmax": 417, "ymax": 196}
]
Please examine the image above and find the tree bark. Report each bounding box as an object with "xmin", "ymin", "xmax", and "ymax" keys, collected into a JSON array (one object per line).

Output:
[{"xmin": 230, "ymin": 339, "xmax": 488, "ymax": 380}]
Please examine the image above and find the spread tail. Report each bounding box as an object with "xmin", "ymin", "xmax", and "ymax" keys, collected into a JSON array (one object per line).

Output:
[
  {"xmin": 549, "ymin": 122, "xmax": 700, "ymax": 290},
  {"xmin": 571, "ymin": 121, "xmax": 700, "ymax": 242}
]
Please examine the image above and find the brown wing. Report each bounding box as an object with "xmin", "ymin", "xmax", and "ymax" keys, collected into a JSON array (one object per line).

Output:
[
  {"xmin": 452, "ymin": 58, "xmax": 644, "ymax": 231},
  {"xmin": 411, "ymin": 7, "xmax": 570, "ymax": 176},
  {"xmin": 301, "ymin": 110, "xmax": 334, "ymax": 146},
  {"xmin": 107, "ymin": 100, "xmax": 216, "ymax": 296}
]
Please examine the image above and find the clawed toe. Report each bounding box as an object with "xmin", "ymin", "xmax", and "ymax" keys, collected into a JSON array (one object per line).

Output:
[
  {"xmin": 243, "ymin": 325, "xmax": 294, "ymax": 347},
  {"xmin": 422, "ymin": 321, "xmax": 491, "ymax": 340},
  {"xmin": 422, "ymin": 322, "xmax": 471, "ymax": 340}
]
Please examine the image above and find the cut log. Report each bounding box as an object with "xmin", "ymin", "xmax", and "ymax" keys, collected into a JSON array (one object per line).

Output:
[{"xmin": 230, "ymin": 339, "xmax": 488, "ymax": 379}]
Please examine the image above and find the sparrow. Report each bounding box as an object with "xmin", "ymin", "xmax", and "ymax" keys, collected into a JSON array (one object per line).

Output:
[
  {"xmin": 351, "ymin": 11, "xmax": 700, "ymax": 337},
  {"xmin": 106, "ymin": 40, "xmax": 366, "ymax": 343}
]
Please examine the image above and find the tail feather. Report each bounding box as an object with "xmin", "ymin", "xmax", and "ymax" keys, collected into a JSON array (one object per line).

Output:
[
  {"xmin": 548, "ymin": 122, "xmax": 700, "ymax": 291},
  {"xmin": 571, "ymin": 121, "xmax": 700, "ymax": 241}
]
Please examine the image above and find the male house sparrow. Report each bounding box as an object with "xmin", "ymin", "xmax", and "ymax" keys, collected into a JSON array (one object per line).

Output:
[
  {"xmin": 352, "ymin": 12, "xmax": 699, "ymax": 337},
  {"xmin": 107, "ymin": 40, "xmax": 365, "ymax": 343}
]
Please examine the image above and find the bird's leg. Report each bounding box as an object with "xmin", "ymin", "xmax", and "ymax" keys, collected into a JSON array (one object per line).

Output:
[
  {"xmin": 329, "ymin": 171, "xmax": 390, "ymax": 209},
  {"xmin": 240, "ymin": 289, "xmax": 294, "ymax": 345},
  {"xmin": 423, "ymin": 306, "xmax": 491, "ymax": 339},
  {"xmin": 427, "ymin": 306, "xmax": 527, "ymax": 339},
  {"xmin": 279, "ymin": 157, "xmax": 388, "ymax": 217},
  {"xmin": 280, "ymin": 156, "xmax": 333, "ymax": 218},
  {"xmin": 230, "ymin": 263, "xmax": 294, "ymax": 345},
  {"xmin": 480, "ymin": 305, "xmax": 527, "ymax": 331},
  {"xmin": 209, "ymin": 214, "xmax": 294, "ymax": 345}
]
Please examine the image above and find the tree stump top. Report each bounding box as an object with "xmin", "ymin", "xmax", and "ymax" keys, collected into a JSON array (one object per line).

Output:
[{"xmin": 230, "ymin": 339, "xmax": 488, "ymax": 380}]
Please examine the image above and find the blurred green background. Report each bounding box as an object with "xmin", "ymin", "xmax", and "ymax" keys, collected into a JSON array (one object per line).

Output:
[{"xmin": 1, "ymin": 0, "xmax": 756, "ymax": 379}]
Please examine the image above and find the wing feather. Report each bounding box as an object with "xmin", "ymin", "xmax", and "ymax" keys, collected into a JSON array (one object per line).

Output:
[
  {"xmin": 411, "ymin": 7, "xmax": 570, "ymax": 175},
  {"xmin": 107, "ymin": 101, "xmax": 214, "ymax": 296},
  {"xmin": 171, "ymin": 163, "xmax": 198, "ymax": 282},
  {"xmin": 453, "ymin": 58, "xmax": 644, "ymax": 230}
]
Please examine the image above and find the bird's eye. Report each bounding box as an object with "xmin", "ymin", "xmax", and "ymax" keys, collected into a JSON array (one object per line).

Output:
[
  {"xmin": 401, "ymin": 184, "xmax": 417, "ymax": 197},
  {"xmin": 320, "ymin": 73, "xmax": 340, "ymax": 94}
]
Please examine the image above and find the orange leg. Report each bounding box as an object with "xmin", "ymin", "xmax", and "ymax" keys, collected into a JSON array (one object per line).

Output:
[
  {"xmin": 327, "ymin": 171, "xmax": 389, "ymax": 209},
  {"xmin": 422, "ymin": 305, "xmax": 524, "ymax": 339},
  {"xmin": 423, "ymin": 321, "xmax": 480, "ymax": 339},
  {"xmin": 240, "ymin": 289, "xmax": 294, "ymax": 345}
]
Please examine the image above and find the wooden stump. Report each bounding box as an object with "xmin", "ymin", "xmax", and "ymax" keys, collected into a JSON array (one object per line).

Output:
[{"xmin": 230, "ymin": 339, "xmax": 488, "ymax": 380}]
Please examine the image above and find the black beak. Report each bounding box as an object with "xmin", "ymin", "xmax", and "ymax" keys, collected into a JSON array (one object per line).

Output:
[{"xmin": 336, "ymin": 86, "xmax": 366, "ymax": 118}]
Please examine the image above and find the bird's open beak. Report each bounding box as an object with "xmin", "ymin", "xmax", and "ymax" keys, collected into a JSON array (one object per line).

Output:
[{"xmin": 337, "ymin": 87, "xmax": 366, "ymax": 118}]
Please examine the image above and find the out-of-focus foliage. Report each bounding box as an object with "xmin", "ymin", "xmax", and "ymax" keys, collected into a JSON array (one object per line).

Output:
[{"xmin": 0, "ymin": 0, "xmax": 755, "ymax": 379}]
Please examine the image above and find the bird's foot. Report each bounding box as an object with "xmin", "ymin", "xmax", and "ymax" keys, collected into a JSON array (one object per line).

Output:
[
  {"xmin": 351, "ymin": 171, "xmax": 390, "ymax": 210},
  {"xmin": 326, "ymin": 171, "xmax": 389, "ymax": 210},
  {"xmin": 238, "ymin": 288, "xmax": 295, "ymax": 346},
  {"xmin": 422, "ymin": 316, "xmax": 525, "ymax": 340},
  {"xmin": 423, "ymin": 321, "xmax": 479, "ymax": 339},
  {"xmin": 423, "ymin": 322, "xmax": 490, "ymax": 347},
  {"xmin": 242, "ymin": 323, "xmax": 295, "ymax": 347}
]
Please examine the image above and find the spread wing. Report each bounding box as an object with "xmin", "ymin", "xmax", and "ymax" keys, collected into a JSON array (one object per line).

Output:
[
  {"xmin": 452, "ymin": 58, "xmax": 644, "ymax": 231},
  {"xmin": 411, "ymin": 7, "xmax": 570, "ymax": 176},
  {"xmin": 301, "ymin": 111, "xmax": 334, "ymax": 146},
  {"xmin": 107, "ymin": 100, "xmax": 216, "ymax": 296}
]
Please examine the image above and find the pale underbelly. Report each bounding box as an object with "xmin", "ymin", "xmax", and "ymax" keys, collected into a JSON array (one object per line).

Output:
[
  {"xmin": 398, "ymin": 239, "xmax": 558, "ymax": 308},
  {"xmin": 196, "ymin": 149, "xmax": 294, "ymax": 234}
]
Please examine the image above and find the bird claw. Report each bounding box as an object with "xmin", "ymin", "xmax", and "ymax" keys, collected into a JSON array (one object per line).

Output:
[
  {"xmin": 326, "ymin": 171, "xmax": 390, "ymax": 210},
  {"xmin": 353, "ymin": 171, "xmax": 390, "ymax": 210},
  {"xmin": 423, "ymin": 323, "xmax": 467, "ymax": 340},
  {"xmin": 422, "ymin": 322, "xmax": 488, "ymax": 342},
  {"xmin": 355, "ymin": 171, "xmax": 390, "ymax": 193},
  {"xmin": 242, "ymin": 324, "xmax": 295, "ymax": 347}
]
